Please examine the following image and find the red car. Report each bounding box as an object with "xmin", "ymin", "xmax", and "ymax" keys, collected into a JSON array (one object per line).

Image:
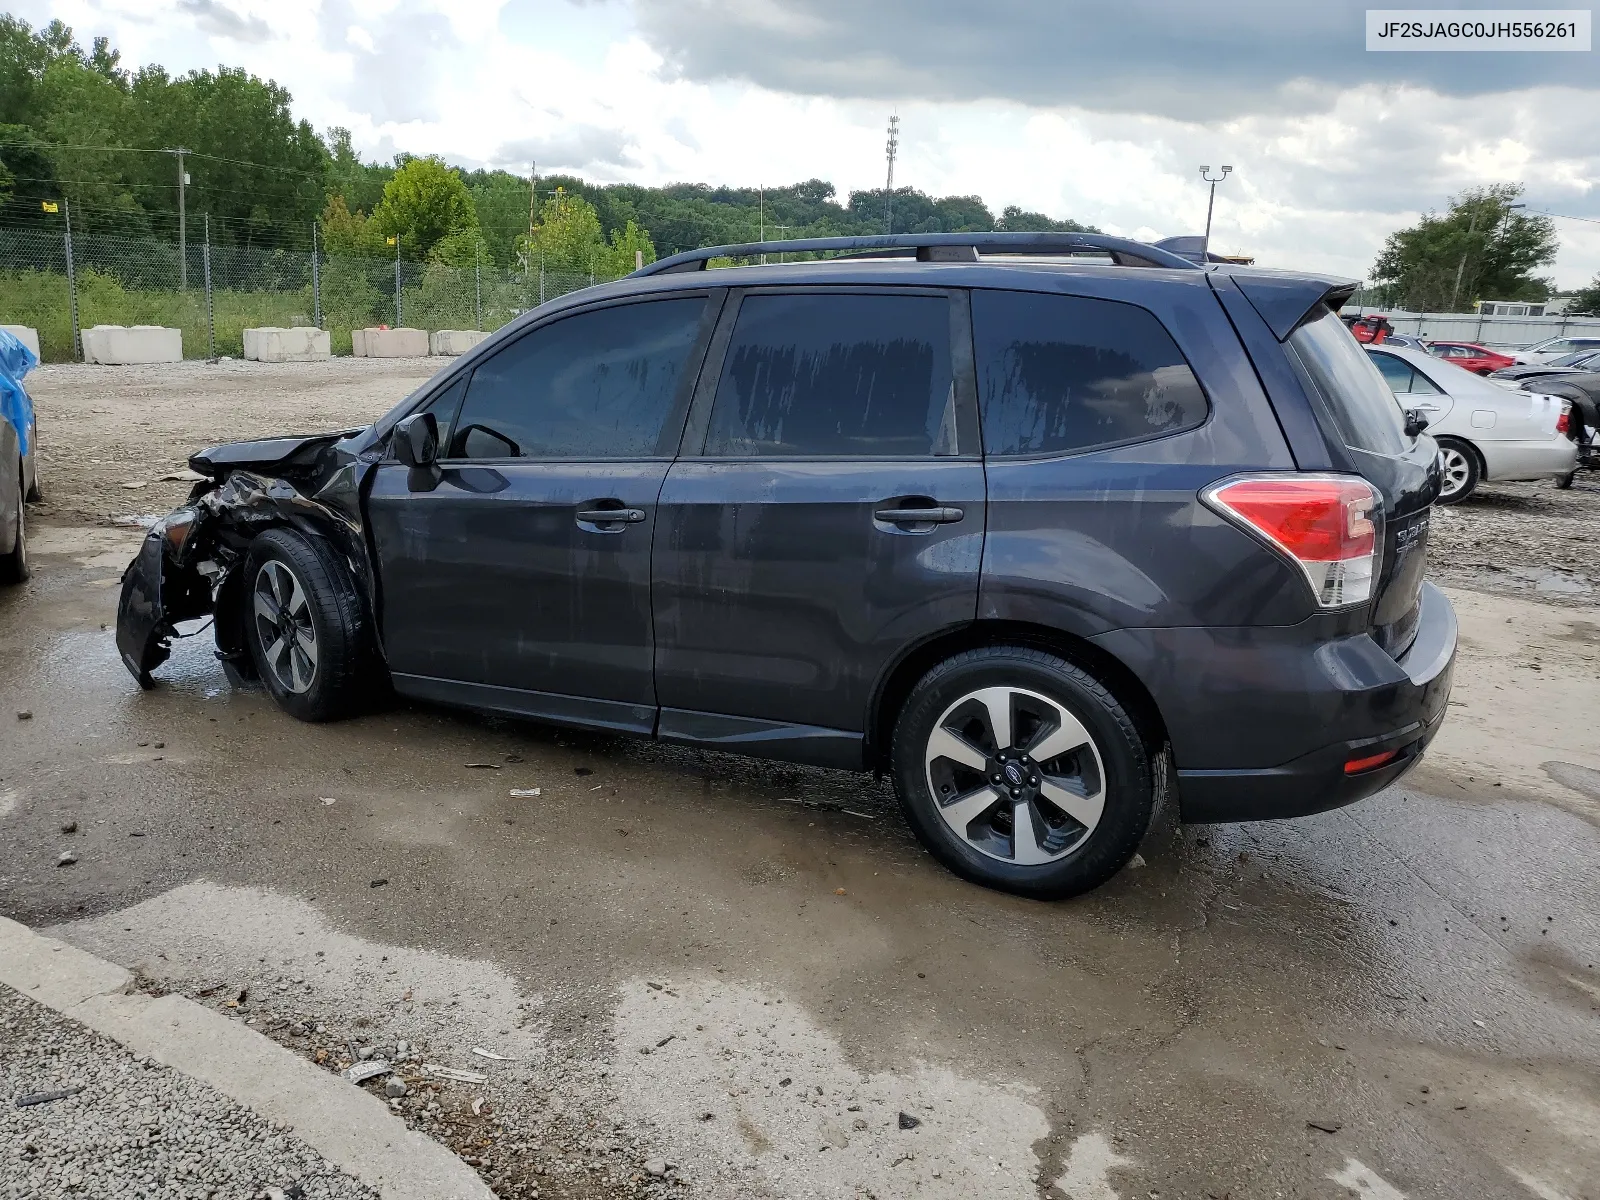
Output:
[{"xmin": 1425, "ymin": 341, "xmax": 1515, "ymax": 375}]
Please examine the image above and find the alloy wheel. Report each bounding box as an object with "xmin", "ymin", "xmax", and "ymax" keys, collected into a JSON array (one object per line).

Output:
[
  {"xmin": 252, "ymin": 560, "xmax": 319, "ymax": 694},
  {"xmin": 922, "ymin": 685, "xmax": 1106, "ymax": 866},
  {"xmin": 1438, "ymin": 445, "xmax": 1472, "ymax": 499}
]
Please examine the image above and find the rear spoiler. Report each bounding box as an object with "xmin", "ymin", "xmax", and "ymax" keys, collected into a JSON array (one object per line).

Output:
[{"xmin": 1223, "ymin": 270, "xmax": 1360, "ymax": 341}]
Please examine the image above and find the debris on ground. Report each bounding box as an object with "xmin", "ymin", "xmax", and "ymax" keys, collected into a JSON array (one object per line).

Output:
[
  {"xmin": 470, "ymin": 1046, "xmax": 508, "ymax": 1061},
  {"xmin": 898, "ymin": 1112, "xmax": 921, "ymax": 1129},
  {"xmin": 56, "ymin": 851, "xmax": 78, "ymax": 867},
  {"xmin": 59, "ymin": 821, "xmax": 77, "ymax": 834},
  {"xmin": 345, "ymin": 1061, "xmax": 390, "ymax": 1085},
  {"xmin": 16, "ymin": 710, "xmax": 31, "ymax": 720},
  {"xmin": 508, "ymin": 788, "xmax": 541, "ymax": 797},
  {"xmin": 464, "ymin": 763, "xmax": 501, "ymax": 770},
  {"xmin": 422, "ymin": 1063, "xmax": 488, "ymax": 1085},
  {"xmin": 1307, "ymin": 1118, "xmax": 1343, "ymax": 1134},
  {"xmin": 15, "ymin": 1086, "xmax": 86, "ymax": 1108}
]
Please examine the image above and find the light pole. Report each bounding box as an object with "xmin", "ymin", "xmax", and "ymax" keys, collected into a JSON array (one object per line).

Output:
[{"xmin": 1199, "ymin": 165, "xmax": 1232, "ymax": 260}]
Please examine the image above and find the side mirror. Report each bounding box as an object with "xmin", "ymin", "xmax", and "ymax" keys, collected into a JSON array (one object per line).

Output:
[
  {"xmin": 392, "ymin": 412, "xmax": 441, "ymax": 491},
  {"xmin": 1404, "ymin": 408, "xmax": 1430, "ymax": 437}
]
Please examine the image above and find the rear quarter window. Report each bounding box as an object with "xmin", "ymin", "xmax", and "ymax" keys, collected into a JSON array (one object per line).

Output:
[
  {"xmin": 1288, "ymin": 310, "xmax": 1410, "ymax": 455},
  {"xmin": 972, "ymin": 289, "xmax": 1208, "ymax": 457}
]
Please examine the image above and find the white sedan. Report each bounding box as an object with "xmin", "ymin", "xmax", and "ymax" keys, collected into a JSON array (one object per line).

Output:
[
  {"xmin": 1366, "ymin": 344, "xmax": 1576, "ymax": 504},
  {"xmin": 1512, "ymin": 335, "xmax": 1600, "ymax": 365}
]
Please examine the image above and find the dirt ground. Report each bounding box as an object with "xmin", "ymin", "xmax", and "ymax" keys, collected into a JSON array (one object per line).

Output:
[{"xmin": 4, "ymin": 360, "xmax": 1599, "ymax": 1200}]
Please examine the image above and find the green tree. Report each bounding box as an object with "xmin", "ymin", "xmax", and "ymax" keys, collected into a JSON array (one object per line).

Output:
[
  {"xmin": 319, "ymin": 194, "xmax": 387, "ymax": 256},
  {"xmin": 462, "ymin": 168, "xmax": 533, "ymax": 266},
  {"xmin": 522, "ymin": 189, "xmax": 605, "ymax": 273},
  {"xmin": 1370, "ymin": 184, "xmax": 1557, "ymax": 312},
  {"xmin": 372, "ymin": 155, "xmax": 476, "ymax": 258},
  {"xmin": 1565, "ymin": 274, "xmax": 1600, "ymax": 317},
  {"xmin": 599, "ymin": 219, "xmax": 656, "ymax": 275}
]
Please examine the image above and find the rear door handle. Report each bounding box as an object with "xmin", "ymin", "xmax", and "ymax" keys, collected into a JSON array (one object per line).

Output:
[
  {"xmin": 576, "ymin": 507, "xmax": 646, "ymax": 527},
  {"xmin": 873, "ymin": 506, "xmax": 964, "ymax": 524}
]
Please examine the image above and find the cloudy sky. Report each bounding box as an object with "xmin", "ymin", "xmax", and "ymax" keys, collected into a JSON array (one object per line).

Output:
[{"xmin": 14, "ymin": 0, "xmax": 1600, "ymax": 287}]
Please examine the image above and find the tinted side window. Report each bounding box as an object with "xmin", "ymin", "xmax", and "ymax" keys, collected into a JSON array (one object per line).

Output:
[
  {"xmin": 972, "ymin": 290, "xmax": 1208, "ymax": 457},
  {"xmin": 704, "ymin": 293, "xmax": 958, "ymax": 457},
  {"xmin": 448, "ymin": 298, "xmax": 705, "ymax": 459},
  {"xmin": 421, "ymin": 374, "xmax": 468, "ymax": 452}
]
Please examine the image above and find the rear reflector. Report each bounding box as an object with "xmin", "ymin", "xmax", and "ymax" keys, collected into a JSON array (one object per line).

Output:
[
  {"xmin": 1345, "ymin": 749, "xmax": 1400, "ymax": 774},
  {"xmin": 1202, "ymin": 474, "xmax": 1380, "ymax": 607}
]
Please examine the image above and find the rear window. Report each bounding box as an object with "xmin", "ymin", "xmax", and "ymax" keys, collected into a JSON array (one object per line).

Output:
[
  {"xmin": 972, "ymin": 289, "xmax": 1207, "ymax": 457},
  {"xmin": 1289, "ymin": 310, "xmax": 1410, "ymax": 455},
  {"xmin": 704, "ymin": 292, "xmax": 958, "ymax": 458}
]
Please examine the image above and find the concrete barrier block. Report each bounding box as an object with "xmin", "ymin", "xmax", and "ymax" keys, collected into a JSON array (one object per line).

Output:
[
  {"xmin": 243, "ymin": 327, "xmax": 331, "ymax": 363},
  {"xmin": 1, "ymin": 325, "xmax": 40, "ymax": 360},
  {"xmin": 352, "ymin": 328, "xmax": 428, "ymax": 359},
  {"xmin": 430, "ymin": 329, "xmax": 489, "ymax": 357},
  {"xmin": 82, "ymin": 325, "xmax": 182, "ymax": 365}
]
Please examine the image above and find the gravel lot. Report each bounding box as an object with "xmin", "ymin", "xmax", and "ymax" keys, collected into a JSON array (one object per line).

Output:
[{"xmin": 0, "ymin": 983, "xmax": 378, "ymax": 1200}]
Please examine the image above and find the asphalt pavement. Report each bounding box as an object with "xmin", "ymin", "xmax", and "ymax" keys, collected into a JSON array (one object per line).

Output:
[{"xmin": 2, "ymin": 525, "xmax": 1597, "ymax": 1200}]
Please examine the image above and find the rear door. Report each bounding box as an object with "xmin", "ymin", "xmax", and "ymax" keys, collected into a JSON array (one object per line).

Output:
[
  {"xmin": 1288, "ymin": 311, "xmax": 1440, "ymax": 656},
  {"xmin": 651, "ymin": 287, "xmax": 985, "ymax": 767},
  {"xmin": 367, "ymin": 293, "xmax": 715, "ymax": 731}
]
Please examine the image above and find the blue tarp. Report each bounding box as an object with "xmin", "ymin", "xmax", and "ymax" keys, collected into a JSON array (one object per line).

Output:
[{"xmin": 0, "ymin": 329, "xmax": 37, "ymax": 456}]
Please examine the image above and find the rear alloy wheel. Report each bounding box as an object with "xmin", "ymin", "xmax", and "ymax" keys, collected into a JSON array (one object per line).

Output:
[
  {"xmin": 1435, "ymin": 437, "xmax": 1481, "ymax": 505},
  {"xmin": 242, "ymin": 528, "xmax": 374, "ymax": 721},
  {"xmin": 891, "ymin": 647, "xmax": 1153, "ymax": 899},
  {"xmin": 0, "ymin": 477, "xmax": 28, "ymax": 585}
]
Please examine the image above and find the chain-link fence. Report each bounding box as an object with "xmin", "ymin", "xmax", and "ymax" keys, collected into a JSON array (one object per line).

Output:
[{"xmin": 0, "ymin": 223, "xmax": 621, "ymax": 362}]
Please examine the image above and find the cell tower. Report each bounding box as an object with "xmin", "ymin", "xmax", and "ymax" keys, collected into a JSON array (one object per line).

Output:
[{"xmin": 884, "ymin": 114, "xmax": 900, "ymax": 235}]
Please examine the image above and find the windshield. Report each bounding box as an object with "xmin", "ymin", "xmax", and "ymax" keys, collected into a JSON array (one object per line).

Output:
[
  {"xmin": 1288, "ymin": 309, "xmax": 1411, "ymax": 455},
  {"xmin": 1552, "ymin": 349, "xmax": 1600, "ymax": 367}
]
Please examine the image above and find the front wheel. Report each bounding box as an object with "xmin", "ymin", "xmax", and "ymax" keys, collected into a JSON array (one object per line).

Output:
[
  {"xmin": 1435, "ymin": 437, "xmax": 1481, "ymax": 505},
  {"xmin": 1556, "ymin": 470, "xmax": 1576, "ymax": 490},
  {"xmin": 243, "ymin": 528, "xmax": 374, "ymax": 721},
  {"xmin": 890, "ymin": 647, "xmax": 1154, "ymax": 900}
]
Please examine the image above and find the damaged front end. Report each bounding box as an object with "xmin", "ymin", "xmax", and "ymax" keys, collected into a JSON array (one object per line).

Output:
[{"xmin": 116, "ymin": 428, "xmax": 376, "ymax": 688}]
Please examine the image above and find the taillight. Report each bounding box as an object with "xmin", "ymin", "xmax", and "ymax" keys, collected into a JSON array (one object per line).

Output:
[
  {"xmin": 1202, "ymin": 474, "xmax": 1380, "ymax": 608},
  {"xmin": 1557, "ymin": 405, "xmax": 1571, "ymax": 436}
]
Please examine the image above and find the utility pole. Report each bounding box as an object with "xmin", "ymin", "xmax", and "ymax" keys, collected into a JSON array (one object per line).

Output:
[
  {"xmin": 526, "ymin": 160, "xmax": 536, "ymax": 280},
  {"xmin": 758, "ymin": 184, "xmax": 765, "ymax": 264},
  {"xmin": 1199, "ymin": 165, "xmax": 1231, "ymax": 260},
  {"xmin": 62, "ymin": 198, "xmax": 80, "ymax": 361},
  {"xmin": 173, "ymin": 148, "xmax": 190, "ymax": 289},
  {"xmin": 884, "ymin": 115, "xmax": 900, "ymax": 235}
]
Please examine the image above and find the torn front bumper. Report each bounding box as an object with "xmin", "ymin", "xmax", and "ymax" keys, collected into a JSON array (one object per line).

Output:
[{"xmin": 115, "ymin": 510, "xmax": 215, "ymax": 688}]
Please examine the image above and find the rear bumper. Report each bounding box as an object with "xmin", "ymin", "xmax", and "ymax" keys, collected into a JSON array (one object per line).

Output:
[
  {"xmin": 1093, "ymin": 581, "xmax": 1457, "ymax": 823},
  {"xmin": 1477, "ymin": 436, "xmax": 1577, "ymax": 482}
]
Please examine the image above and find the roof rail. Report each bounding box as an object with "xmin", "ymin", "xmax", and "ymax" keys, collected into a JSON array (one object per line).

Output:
[{"xmin": 633, "ymin": 232, "xmax": 1202, "ymax": 276}]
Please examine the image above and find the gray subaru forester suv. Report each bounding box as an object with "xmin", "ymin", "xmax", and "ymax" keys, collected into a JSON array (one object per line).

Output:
[{"xmin": 118, "ymin": 233, "xmax": 1457, "ymax": 899}]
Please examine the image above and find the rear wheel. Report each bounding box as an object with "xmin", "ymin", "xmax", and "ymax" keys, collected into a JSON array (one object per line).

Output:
[
  {"xmin": 1556, "ymin": 471, "xmax": 1576, "ymax": 490},
  {"xmin": 0, "ymin": 477, "xmax": 28, "ymax": 585},
  {"xmin": 890, "ymin": 647, "xmax": 1153, "ymax": 900},
  {"xmin": 1435, "ymin": 437, "xmax": 1480, "ymax": 504},
  {"xmin": 243, "ymin": 528, "xmax": 373, "ymax": 721}
]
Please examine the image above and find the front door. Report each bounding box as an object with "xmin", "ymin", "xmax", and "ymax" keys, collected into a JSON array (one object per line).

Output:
[
  {"xmin": 367, "ymin": 293, "xmax": 714, "ymax": 732},
  {"xmin": 652, "ymin": 288, "xmax": 986, "ymax": 767}
]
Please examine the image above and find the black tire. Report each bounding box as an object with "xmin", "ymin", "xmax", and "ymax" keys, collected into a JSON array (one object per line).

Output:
[
  {"xmin": 1435, "ymin": 437, "xmax": 1481, "ymax": 505},
  {"xmin": 0, "ymin": 477, "xmax": 28, "ymax": 585},
  {"xmin": 890, "ymin": 646, "xmax": 1154, "ymax": 900},
  {"xmin": 242, "ymin": 528, "xmax": 374, "ymax": 721},
  {"xmin": 1556, "ymin": 471, "xmax": 1576, "ymax": 490}
]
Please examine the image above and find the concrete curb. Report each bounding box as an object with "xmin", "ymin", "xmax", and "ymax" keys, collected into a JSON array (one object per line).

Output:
[{"xmin": 0, "ymin": 916, "xmax": 494, "ymax": 1200}]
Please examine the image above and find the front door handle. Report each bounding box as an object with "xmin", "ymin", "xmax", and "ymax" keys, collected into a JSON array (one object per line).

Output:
[
  {"xmin": 575, "ymin": 506, "xmax": 646, "ymax": 531},
  {"xmin": 873, "ymin": 506, "xmax": 964, "ymax": 525}
]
